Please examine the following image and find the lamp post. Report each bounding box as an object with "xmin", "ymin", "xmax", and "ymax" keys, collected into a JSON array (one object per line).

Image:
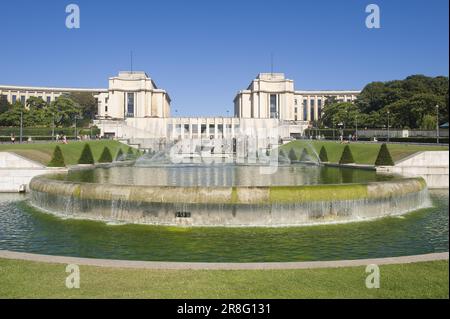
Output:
[
  {"xmin": 20, "ymin": 111, "xmax": 23, "ymax": 143},
  {"xmin": 332, "ymin": 122, "xmax": 336, "ymax": 141},
  {"xmin": 74, "ymin": 115, "xmax": 82, "ymax": 141},
  {"xmin": 75, "ymin": 116, "xmax": 77, "ymax": 141},
  {"xmin": 387, "ymin": 110, "xmax": 390, "ymax": 143},
  {"xmin": 436, "ymin": 105, "xmax": 440, "ymax": 144},
  {"xmin": 52, "ymin": 113, "xmax": 55, "ymax": 141},
  {"xmin": 355, "ymin": 115, "xmax": 358, "ymax": 142}
]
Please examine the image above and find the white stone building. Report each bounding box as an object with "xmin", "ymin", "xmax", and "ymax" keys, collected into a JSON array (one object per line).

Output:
[
  {"xmin": 234, "ymin": 73, "xmax": 360, "ymax": 122},
  {"xmin": 0, "ymin": 85, "xmax": 105, "ymax": 105},
  {"xmin": 1, "ymin": 71, "xmax": 361, "ymax": 150}
]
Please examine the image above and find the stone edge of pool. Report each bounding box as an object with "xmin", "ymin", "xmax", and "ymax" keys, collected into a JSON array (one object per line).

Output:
[
  {"xmin": 0, "ymin": 250, "xmax": 447, "ymax": 270},
  {"xmin": 29, "ymin": 174, "xmax": 427, "ymax": 204}
]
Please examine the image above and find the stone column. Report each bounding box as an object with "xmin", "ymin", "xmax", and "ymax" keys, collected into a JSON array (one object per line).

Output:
[{"xmin": 314, "ymin": 95, "xmax": 319, "ymax": 121}]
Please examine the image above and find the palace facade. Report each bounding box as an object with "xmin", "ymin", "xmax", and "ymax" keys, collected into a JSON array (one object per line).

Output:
[{"xmin": 0, "ymin": 71, "xmax": 360, "ymax": 150}]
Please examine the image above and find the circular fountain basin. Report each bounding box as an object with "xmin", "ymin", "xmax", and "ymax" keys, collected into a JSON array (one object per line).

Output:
[{"xmin": 29, "ymin": 164, "xmax": 430, "ymax": 227}]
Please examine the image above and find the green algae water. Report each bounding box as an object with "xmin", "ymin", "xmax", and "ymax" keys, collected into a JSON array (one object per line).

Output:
[
  {"xmin": 54, "ymin": 164, "xmax": 395, "ymax": 186},
  {"xmin": 0, "ymin": 190, "xmax": 447, "ymax": 262}
]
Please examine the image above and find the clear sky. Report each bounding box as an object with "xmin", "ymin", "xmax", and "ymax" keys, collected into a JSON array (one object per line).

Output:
[{"xmin": 1, "ymin": 0, "xmax": 448, "ymax": 116}]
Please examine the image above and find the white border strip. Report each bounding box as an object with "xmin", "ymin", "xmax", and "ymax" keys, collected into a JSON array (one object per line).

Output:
[{"xmin": 0, "ymin": 250, "xmax": 447, "ymax": 270}]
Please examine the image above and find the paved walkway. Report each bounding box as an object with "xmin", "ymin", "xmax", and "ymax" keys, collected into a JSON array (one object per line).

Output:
[{"xmin": 0, "ymin": 250, "xmax": 447, "ymax": 270}]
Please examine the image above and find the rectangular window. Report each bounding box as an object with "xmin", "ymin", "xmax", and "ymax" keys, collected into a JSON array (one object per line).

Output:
[
  {"xmin": 46, "ymin": 96, "xmax": 51, "ymax": 104},
  {"xmin": 226, "ymin": 124, "xmax": 232, "ymax": 136},
  {"xmin": 310, "ymin": 100, "xmax": 315, "ymax": 121},
  {"xmin": 303, "ymin": 99, "xmax": 307, "ymax": 120},
  {"xmin": 12, "ymin": 95, "xmax": 17, "ymax": 103},
  {"xmin": 294, "ymin": 99, "xmax": 298, "ymax": 105},
  {"xmin": 294, "ymin": 107, "xmax": 298, "ymax": 114},
  {"xmin": 176, "ymin": 124, "xmax": 182, "ymax": 138},
  {"xmin": 127, "ymin": 93, "xmax": 134, "ymax": 117},
  {"xmin": 270, "ymin": 94, "xmax": 277, "ymax": 118},
  {"xmin": 105, "ymin": 105, "xmax": 108, "ymax": 112},
  {"xmin": 318, "ymin": 100, "xmax": 322, "ymax": 119},
  {"xmin": 192, "ymin": 124, "xmax": 199, "ymax": 134},
  {"xmin": 20, "ymin": 96, "xmax": 26, "ymax": 104},
  {"xmin": 209, "ymin": 124, "xmax": 215, "ymax": 138}
]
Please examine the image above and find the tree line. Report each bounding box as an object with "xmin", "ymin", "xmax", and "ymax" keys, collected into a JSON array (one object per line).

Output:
[
  {"xmin": 319, "ymin": 75, "xmax": 449, "ymax": 130},
  {"xmin": 0, "ymin": 92, "xmax": 97, "ymax": 127}
]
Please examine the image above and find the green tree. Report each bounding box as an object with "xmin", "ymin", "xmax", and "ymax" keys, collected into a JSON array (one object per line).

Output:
[
  {"xmin": 420, "ymin": 114, "xmax": 437, "ymax": 130},
  {"xmin": 0, "ymin": 102, "xmax": 26, "ymax": 126},
  {"xmin": 49, "ymin": 95, "xmax": 82, "ymax": 127},
  {"xmin": 375, "ymin": 143, "xmax": 394, "ymax": 166},
  {"xmin": 26, "ymin": 96, "xmax": 47, "ymax": 110},
  {"xmin": 319, "ymin": 146, "xmax": 329, "ymax": 162},
  {"xmin": 78, "ymin": 143, "xmax": 95, "ymax": 164},
  {"xmin": 0, "ymin": 96, "xmax": 9, "ymax": 114},
  {"xmin": 98, "ymin": 147, "xmax": 113, "ymax": 163},
  {"xmin": 320, "ymin": 102, "xmax": 362, "ymax": 129},
  {"xmin": 69, "ymin": 92, "xmax": 98, "ymax": 124},
  {"xmin": 47, "ymin": 146, "xmax": 66, "ymax": 167},
  {"xmin": 356, "ymin": 75, "xmax": 449, "ymax": 129},
  {"xmin": 339, "ymin": 145, "xmax": 355, "ymax": 164}
]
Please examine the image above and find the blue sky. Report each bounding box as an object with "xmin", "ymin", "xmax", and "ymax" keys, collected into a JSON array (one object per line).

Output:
[{"xmin": 1, "ymin": 0, "xmax": 448, "ymax": 116}]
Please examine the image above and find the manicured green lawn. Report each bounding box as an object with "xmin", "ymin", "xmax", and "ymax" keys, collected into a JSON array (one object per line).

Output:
[
  {"xmin": 0, "ymin": 140, "xmax": 131, "ymax": 166},
  {"xmin": 0, "ymin": 258, "xmax": 447, "ymax": 298},
  {"xmin": 282, "ymin": 140, "xmax": 448, "ymax": 165}
]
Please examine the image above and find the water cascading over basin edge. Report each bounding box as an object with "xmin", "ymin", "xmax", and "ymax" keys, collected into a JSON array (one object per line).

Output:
[{"xmin": 28, "ymin": 172, "xmax": 431, "ymax": 227}]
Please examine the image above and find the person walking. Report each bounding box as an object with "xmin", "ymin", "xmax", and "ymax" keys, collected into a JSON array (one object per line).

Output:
[{"xmin": 10, "ymin": 133, "xmax": 15, "ymax": 144}]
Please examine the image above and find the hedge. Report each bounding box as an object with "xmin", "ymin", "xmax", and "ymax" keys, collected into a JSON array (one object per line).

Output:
[
  {"xmin": 78, "ymin": 144, "xmax": 95, "ymax": 164},
  {"xmin": 319, "ymin": 146, "xmax": 329, "ymax": 162},
  {"xmin": 375, "ymin": 143, "xmax": 395, "ymax": 166},
  {"xmin": 0, "ymin": 127, "xmax": 100, "ymax": 136},
  {"xmin": 47, "ymin": 146, "xmax": 65, "ymax": 167},
  {"xmin": 339, "ymin": 145, "xmax": 355, "ymax": 164},
  {"xmin": 98, "ymin": 147, "xmax": 113, "ymax": 163}
]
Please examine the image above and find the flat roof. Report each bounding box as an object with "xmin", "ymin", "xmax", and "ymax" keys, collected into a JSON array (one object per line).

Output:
[{"xmin": 0, "ymin": 84, "xmax": 107, "ymax": 93}]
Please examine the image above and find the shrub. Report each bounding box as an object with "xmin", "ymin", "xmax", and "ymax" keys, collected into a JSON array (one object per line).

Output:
[
  {"xmin": 115, "ymin": 148, "xmax": 124, "ymax": 161},
  {"xmin": 299, "ymin": 148, "xmax": 309, "ymax": 161},
  {"xmin": 279, "ymin": 149, "xmax": 287, "ymax": 159},
  {"xmin": 98, "ymin": 147, "xmax": 113, "ymax": 163},
  {"xmin": 47, "ymin": 146, "xmax": 65, "ymax": 167},
  {"xmin": 319, "ymin": 146, "xmax": 329, "ymax": 162},
  {"xmin": 339, "ymin": 145, "xmax": 355, "ymax": 164},
  {"xmin": 78, "ymin": 143, "xmax": 95, "ymax": 164},
  {"xmin": 375, "ymin": 143, "xmax": 395, "ymax": 166},
  {"xmin": 288, "ymin": 148, "xmax": 298, "ymax": 161}
]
